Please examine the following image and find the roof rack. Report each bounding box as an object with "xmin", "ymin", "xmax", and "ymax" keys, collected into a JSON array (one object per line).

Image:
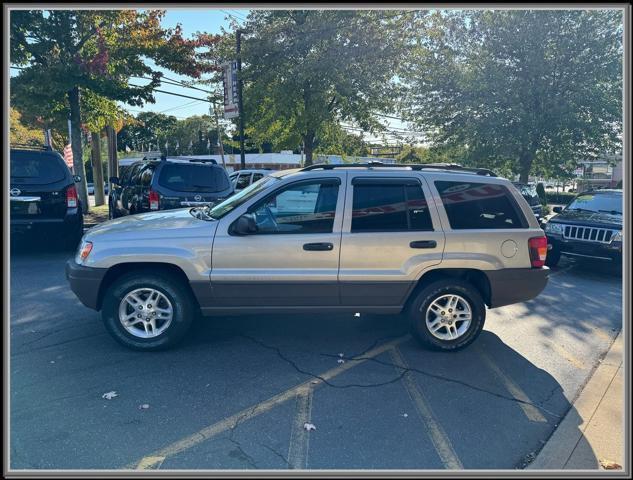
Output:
[
  {"xmin": 10, "ymin": 143, "xmax": 53, "ymax": 151},
  {"xmin": 187, "ymin": 158, "xmax": 218, "ymax": 164},
  {"xmin": 299, "ymin": 161, "xmax": 497, "ymax": 177}
]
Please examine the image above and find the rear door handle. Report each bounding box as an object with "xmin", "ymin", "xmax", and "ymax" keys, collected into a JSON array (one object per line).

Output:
[
  {"xmin": 410, "ymin": 240, "xmax": 437, "ymax": 249},
  {"xmin": 303, "ymin": 242, "xmax": 334, "ymax": 251}
]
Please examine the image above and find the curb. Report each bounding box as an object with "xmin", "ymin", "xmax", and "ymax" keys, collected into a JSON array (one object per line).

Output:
[{"xmin": 528, "ymin": 332, "xmax": 623, "ymax": 470}]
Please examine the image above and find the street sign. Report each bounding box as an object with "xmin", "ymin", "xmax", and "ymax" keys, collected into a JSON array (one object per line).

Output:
[
  {"xmin": 222, "ymin": 61, "xmax": 239, "ymax": 119},
  {"xmin": 63, "ymin": 144, "xmax": 74, "ymax": 169}
]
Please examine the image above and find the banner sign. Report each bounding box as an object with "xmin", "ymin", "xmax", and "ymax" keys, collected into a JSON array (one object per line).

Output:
[{"xmin": 222, "ymin": 61, "xmax": 239, "ymax": 119}]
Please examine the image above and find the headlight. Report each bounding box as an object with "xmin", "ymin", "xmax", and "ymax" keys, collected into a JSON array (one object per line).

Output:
[
  {"xmin": 75, "ymin": 240, "xmax": 93, "ymax": 264},
  {"xmin": 545, "ymin": 222, "xmax": 565, "ymax": 235},
  {"xmin": 612, "ymin": 231, "xmax": 622, "ymax": 242}
]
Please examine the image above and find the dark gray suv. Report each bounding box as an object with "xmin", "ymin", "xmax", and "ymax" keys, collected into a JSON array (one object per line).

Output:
[{"xmin": 108, "ymin": 157, "xmax": 233, "ymax": 218}]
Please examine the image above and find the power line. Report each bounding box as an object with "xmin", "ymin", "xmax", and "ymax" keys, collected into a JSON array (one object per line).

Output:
[{"xmin": 128, "ymin": 84, "xmax": 221, "ymax": 102}]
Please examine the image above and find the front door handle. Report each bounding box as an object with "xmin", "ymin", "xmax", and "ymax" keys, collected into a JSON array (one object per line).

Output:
[
  {"xmin": 410, "ymin": 240, "xmax": 437, "ymax": 249},
  {"xmin": 303, "ymin": 242, "xmax": 334, "ymax": 251}
]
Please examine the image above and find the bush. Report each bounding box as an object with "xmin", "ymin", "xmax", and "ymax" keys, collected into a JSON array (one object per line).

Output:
[{"xmin": 545, "ymin": 191, "xmax": 577, "ymax": 204}]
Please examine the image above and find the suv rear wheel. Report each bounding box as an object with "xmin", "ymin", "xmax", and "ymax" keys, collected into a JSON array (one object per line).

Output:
[
  {"xmin": 102, "ymin": 271, "xmax": 195, "ymax": 350},
  {"xmin": 407, "ymin": 279, "xmax": 485, "ymax": 351}
]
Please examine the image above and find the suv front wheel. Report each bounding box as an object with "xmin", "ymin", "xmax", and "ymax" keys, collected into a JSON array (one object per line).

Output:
[
  {"xmin": 407, "ymin": 279, "xmax": 486, "ymax": 351},
  {"xmin": 102, "ymin": 271, "xmax": 196, "ymax": 350}
]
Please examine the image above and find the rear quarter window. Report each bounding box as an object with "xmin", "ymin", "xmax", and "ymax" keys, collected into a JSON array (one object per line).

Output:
[
  {"xmin": 435, "ymin": 180, "xmax": 527, "ymax": 229},
  {"xmin": 158, "ymin": 163, "xmax": 230, "ymax": 192},
  {"xmin": 10, "ymin": 151, "xmax": 67, "ymax": 185}
]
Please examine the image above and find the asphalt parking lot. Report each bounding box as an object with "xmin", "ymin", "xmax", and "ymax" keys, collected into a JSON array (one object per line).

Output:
[{"xmin": 9, "ymin": 244, "xmax": 622, "ymax": 470}]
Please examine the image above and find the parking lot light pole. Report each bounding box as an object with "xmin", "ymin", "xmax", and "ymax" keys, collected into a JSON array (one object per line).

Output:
[{"xmin": 237, "ymin": 29, "xmax": 246, "ymax": 170}]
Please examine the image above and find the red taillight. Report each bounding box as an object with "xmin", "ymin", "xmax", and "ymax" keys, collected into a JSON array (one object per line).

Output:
[
  {"xmin": 528, "ymin": 236, "xmax": 548, "ymax": 268},
  {"xmin": 149, "ymin": 190, "xmax": 160, "ymax": 210},
  {"xmin": 66, "ymin": 185, "xmax": 78, "ymax": 208}
]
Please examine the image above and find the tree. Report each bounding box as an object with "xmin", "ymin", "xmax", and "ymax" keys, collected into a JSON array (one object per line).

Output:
[
  {"xmin": 117, "ymin": 111, "xmax": 178, "ymax": 152},
  {"xmin": 9, "ymin": 107, "xmax": 44, "ymax": 146},
  {"xmin": 402, "ymin": 10, "xmax": 623, "ymax": 182},
  {"xmin": 10, "ymin": 9, "xmax": 220, "ymax": 208},
  {"xmin": 237, "ymin": 10, "xmax": 410, "ymax": 164}
]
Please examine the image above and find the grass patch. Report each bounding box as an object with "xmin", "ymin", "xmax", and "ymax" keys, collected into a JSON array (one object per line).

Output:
[{"xmin": 84, "ymin": 204, "xmax": 109, "ymax": 225}]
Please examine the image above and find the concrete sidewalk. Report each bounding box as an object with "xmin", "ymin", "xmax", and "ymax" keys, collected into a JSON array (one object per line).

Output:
[{"xmin": 529, "ymin": 332, "xmax": 625, "ymax": 471}]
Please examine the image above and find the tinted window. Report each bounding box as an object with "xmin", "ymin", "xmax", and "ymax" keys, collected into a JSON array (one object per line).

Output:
[
  {"xmin": 128, "ymin": 164, "xmax": 144, "ymax": 186},
  {"xmin": 10, "ymin": 151, "xmax": 67, "ymax": 185},
  {"xmin": 252, "ymin": 173, "xmax": 265, "ymax": 182},
  {"xmin": 140, "ymin": 165, "xmax": 155, "ymax": 186},
  {"xmin": 236, "ymin": 173, "xmax": 251, "ymax": 190},
  {"xmin": 435, "ymin": 181, "xmax": 525, "ymax": 229},
  {"xmin": 158, "ymin": 164, "xmax": 230, "ymax": 192},
  {"xmin": 351, "ymin": 182, "xmax": 433, "ymax": 232},
  {"xmin": 253, "ymin": 181, "xmax": 339, "ymax": 234}
]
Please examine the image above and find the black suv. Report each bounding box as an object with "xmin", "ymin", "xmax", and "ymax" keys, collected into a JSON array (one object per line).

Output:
[
  {"xmin": 10, "ymin": 146, "xmax": 84, "ymax": 248},
  {"xmin": 512, "ymin": 182, "xmax": 543, "ymax": 222},
  {"xmin": 544, "ymin": 189, "xmax": 622, "ymax": 267},
  {"xmin": 108, "ymin": 157, "xmax": 233, "ymax": 218}
]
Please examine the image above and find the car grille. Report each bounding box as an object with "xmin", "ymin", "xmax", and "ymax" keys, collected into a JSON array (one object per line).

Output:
[{"xmin": 563, "ymin": 225, "xmax": 616, "ymax": 244}]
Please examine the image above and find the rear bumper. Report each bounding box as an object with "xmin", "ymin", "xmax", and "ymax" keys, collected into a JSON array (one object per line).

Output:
[
  {"xmin": 11, "ymin": 208, "xmax": 82, "ymax": 235},
  {"xmin": 65, "ymin": 259, "xmax": 108, "ymax": 310},
  {"xmin": 484, "ymin": 267, "xmax": 549, "ymax": 308},
  {"xmin": 546, "ymin": 234, "xmax": 622, "ymax": 262}
]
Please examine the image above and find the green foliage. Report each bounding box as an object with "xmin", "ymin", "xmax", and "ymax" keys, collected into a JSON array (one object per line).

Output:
[
  {"xmin": 238, "ymin": 10, "xmax": 410, "ymax": 163},
  {"xmin": 402, "ymin": 10, "xmax": 623, "ymax": 182}
]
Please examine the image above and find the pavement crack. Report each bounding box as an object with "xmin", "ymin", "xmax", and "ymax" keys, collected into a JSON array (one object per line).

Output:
[
  {"xmin": 536, "ymin": 385, "xmax": 563, "ymax": 407},
  {"xmin": 261, "ymin": 442, "xmax": 290, "ymax": 468},
  {"xmin": 239, "ymin": 333, "xmax": 408, "ymax": 389}
]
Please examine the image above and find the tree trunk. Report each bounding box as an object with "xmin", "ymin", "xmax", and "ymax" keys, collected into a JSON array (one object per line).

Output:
[
  {"xmin": 68, "ymin": 86, "xmax": 89, "ymax": 212},
  {"xmin": 303, "ymin": 132, "xmax": 315, "ymax": 166},
  {"xmin": 106, "ymin": 125, "xmax": 119, "ymax": 184},
  {"xmin": 519, "ymin": 152, "xmax": 533, "ymax": 183},
  {"xmin": 91, "ymin": 131, "xmax": 105, "ymax": 206}
]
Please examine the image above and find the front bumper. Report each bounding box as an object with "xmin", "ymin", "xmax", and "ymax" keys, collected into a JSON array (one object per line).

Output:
[
  {"xmin": 65, "ymin": 259, "xmax": 108, "ymax": 310},
  {"xmin": 484, "ymin": 267, "xmax": 549, "ymax": 308},
  {"xmin": 546, "ymin": 234, "xmax": 622, "ymax": 262}
]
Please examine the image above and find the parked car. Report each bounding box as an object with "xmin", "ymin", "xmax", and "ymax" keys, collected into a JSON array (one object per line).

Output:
[
  {"xmin": 87, "ymin": 182, "xmax": 109, "ymax": 196},
  {"xmin": 67, "ymin": 162, "xmax": 549, "ymax": 352},
  {"xmin": 512, "ymin": 182, "xmax": 543, "ymax": 222},
  {"xmin": 10, "ymin": 146, "xmax": 84, "ymax": 249},
  {"xmin": 108, "ymin": 157, "xmax": 233, "ymax": 219},
  {"xmin": 544, "ymin": 189, "xmax": 622, "ymax": 267},
  {"xmin": 229, "ymin": 169, "xmax": 274, "ymax": 193}
]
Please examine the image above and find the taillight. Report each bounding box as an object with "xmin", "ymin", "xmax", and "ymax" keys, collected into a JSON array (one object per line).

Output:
[
  {"xmin": 528, "ymin": 236, "xmax": 548, "ymax": 268},
  {"xmin": 66, "ymin": 185, "xmax": 78, "ymax": 208},
  {"xmin": 149, "ymin": 190, "xmax": 160, "ymax": 210}
]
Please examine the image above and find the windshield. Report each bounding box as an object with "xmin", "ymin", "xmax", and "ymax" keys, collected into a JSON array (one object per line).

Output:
[
  {"xmin": 566, "ymin": 192, "xmax": 622, "ymax": 214},
  {"xmin": 206, "ymin": 175, "xmax": 279, "ymax": 219},
  {"xmin": 514, "ymin": 184, "xmax": 539, "ymax": 205}
]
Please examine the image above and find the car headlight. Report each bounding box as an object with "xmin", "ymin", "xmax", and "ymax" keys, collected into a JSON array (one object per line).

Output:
[
  {"xmin": 545, "ymin": 222, "xmax": 565, "ymax": 235},
  {"xmin": 75, "ymin": 240, "xmax": 93, "ymax": 264},
  {"xmin": 612, "ymin": 230, "xmax": 622, "ymax": 242}
]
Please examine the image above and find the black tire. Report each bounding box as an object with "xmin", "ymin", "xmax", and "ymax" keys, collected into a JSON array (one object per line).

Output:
[
  {"xmin": 407, "ymin": 279, "xmax": 486, "ymax": 351},
  {"xmin": 545, "ymin": 244, "xmax": 561, "ymax": 267},
  {"xmin": 101, "ymin": 271, "xmax": 196, "ymax": 351}
]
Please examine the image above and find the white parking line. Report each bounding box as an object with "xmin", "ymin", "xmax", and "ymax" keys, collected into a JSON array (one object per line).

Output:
[
  {"xmin": 389, "ymin": 347, "xmax": 463, "ymax": 469},
  {"xmin": 287, "ymin": 386, "xmax": 314, "ymax": 469}
]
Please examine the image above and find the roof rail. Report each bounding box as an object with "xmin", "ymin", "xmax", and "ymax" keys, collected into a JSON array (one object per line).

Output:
[
  {"xmin": 299, "ymin": 161, "xmax": 497, "ymax": 177},
  {"xmin": 187, "ymin": 158, "xmax": 218, "ymax": 164},
  {"xmin": 10, "ymin": 143, "xmax": 53, "ymax": 151}
]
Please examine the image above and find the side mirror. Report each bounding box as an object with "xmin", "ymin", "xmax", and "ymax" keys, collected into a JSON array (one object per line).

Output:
[
  {"xmin": 231, "ymin": 213, "xmax": 258, "ymax": 236},
  {"xmin": 109, "ymin": 176, "xmax": 119, "ymax": 185},
  {"xmin": 73, "ymin": 175, "xmax": 82, "ymax": 183},
  {"xmin": 553, "ymin": 206, "xmax": 563, "ymax": 213}
]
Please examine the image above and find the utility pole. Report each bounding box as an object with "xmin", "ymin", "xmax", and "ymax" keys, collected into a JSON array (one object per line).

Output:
[
  {"xmin": 236, "ymin": 29, "xmax": 246, "ymax": 169},
  {"xmin": 212, "ymin": 100, "xmax": 226, "ymax": 168}
]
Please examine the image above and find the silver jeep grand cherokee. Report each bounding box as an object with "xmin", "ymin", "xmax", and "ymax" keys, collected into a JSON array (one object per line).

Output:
[{"xmin": 66, "ymin": 163, "xmax": 549, "ymax": 352}]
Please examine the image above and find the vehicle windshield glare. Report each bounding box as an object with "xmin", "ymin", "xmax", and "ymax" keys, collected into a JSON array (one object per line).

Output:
[
  {"xmin": 566, "ymin": 192, "xmax": 622, "ymax": 214},
  {"xmin": 205, "ymin": 175, "xmax": 279, "ymax": 219}
]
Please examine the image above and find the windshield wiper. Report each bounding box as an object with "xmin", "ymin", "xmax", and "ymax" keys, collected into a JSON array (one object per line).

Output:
[
  {"xmin": 567, "ymin": 207, "xmax": 595, "ymax": 213},
  {"xmin": 598, "ymin": 209, "xmax": 622, "ymax": 215}
]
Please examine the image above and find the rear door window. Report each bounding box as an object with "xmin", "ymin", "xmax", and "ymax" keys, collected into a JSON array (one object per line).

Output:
[
  {"xmin": 10, "ymin": 151, "xmax": 67, "ymax": 185},
  {"xmin": 435, "ymin": 180, "xmax": 526, "ymax": 229},
  {"xmin": 158, "ymin": 163, "xmax": 230, "ymax": 192},
  {"xmin": 236, "ymin": 173, "xmax": 252, "ymax": 190},
  {"xmin": 252, "ymin": 173, "xmax": 265, "ymax": 183},
  {"xmin": 351, "ymin": 180, "xmax": 434, "ymax": 232}
]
